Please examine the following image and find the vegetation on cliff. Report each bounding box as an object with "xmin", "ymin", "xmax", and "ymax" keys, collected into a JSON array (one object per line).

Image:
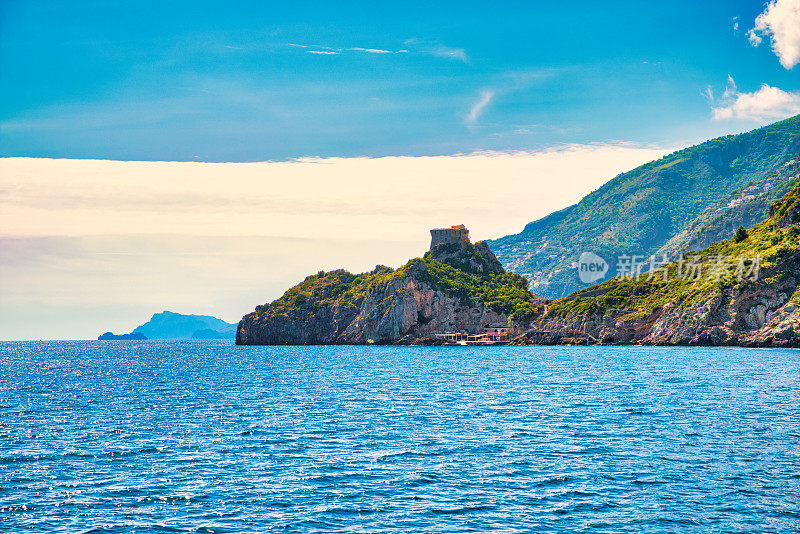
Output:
[
  {"xmin": 490, "ymin": 114, "xmax": 800, "ymax": 299},
  {"xmin": 419, "ymin": 242, "xmax": 541, "ymax": 322},
  {"xmin": 251, "ymin": 241, "xmax": 541, "ymax": 326},
  {"xmin": 547, "ymin": 180, "xmax": 800, "ymax": 322}
]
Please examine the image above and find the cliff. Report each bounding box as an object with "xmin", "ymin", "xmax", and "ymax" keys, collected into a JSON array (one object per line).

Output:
[
  {"xmin": 236, "ymin": 241, "xmax": 540, "ymax": 345},
  {"xmin": 519, "ymin": 181, "xmax": 800, "ymax": 346}
]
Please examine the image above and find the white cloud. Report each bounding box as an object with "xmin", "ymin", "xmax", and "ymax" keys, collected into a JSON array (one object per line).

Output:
[
  {"xmin": 465, "ymin": 90, "xmax": 495, "ymax": 126},
  {"xmin": 461, "ymin": 70, "xmax": 555, "ymax": 129},
  {"xmin": 294, "ymin": 41, "xmax": 465, "ymax": 60},
  {"xmin": 403, "ymin": 39, "xmax": 468, "ymax": 62},
  {"xmin": 295, "ymin": 44, "xmax": 411, "ymax": 56},
  {"xmin": 712, "ymin": 82, "xmax": 800, "ymax": 122},
  {"xmin": 429, "ymin": 45, "xmax": 468, "ymax": 62},
  {"xmin": 747, "ymin": 0, "xmax": 800, "ymax": 69},
  {"xmin": 0, "ymin": 145, "xmax": 670, "ymax": 243},
  {"xmin": 348, "ymin": 47, "xmax": 392, "ymax": 54},
  {"xmin": 723, "ymin": 74, "xmax": 737, "ymax": 98}
]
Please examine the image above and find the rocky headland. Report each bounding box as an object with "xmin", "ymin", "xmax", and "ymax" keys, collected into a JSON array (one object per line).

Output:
[
  {"xmin": 236, "ymin": 240, "xmax": 540, "ymax": 345},
  {"xmin": 238, "ymin": 170, "xmax": 800, "ymax": 348}
]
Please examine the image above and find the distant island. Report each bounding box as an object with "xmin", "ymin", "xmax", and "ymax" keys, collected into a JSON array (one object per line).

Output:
[
  {"xmin": 98, "ymin": 331, "xmax": 147, "ymax": 341},
  {"xmin": 98, "ymin": 311, "xmax": 237, "ymax": 340}
]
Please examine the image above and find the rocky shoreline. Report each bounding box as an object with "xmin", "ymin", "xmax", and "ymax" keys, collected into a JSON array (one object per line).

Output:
[{"xmin": 237, "ymin": 270, "xmax": 521, "ymax": 345}]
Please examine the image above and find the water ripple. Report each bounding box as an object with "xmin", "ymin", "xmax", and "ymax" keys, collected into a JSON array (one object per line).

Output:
[{"xmin": 1, "ymin": 341, "xmax": 800, "ymax": 533}]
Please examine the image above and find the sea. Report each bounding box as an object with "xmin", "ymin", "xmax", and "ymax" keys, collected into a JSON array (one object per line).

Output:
[{"xmin": 1, "ymin": 341, "xmax": 799, "ymax": 533}]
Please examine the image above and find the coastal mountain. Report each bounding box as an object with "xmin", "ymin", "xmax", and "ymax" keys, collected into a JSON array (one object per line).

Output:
[
  {"xmin": 655, "ymin": 154, "xmax": 799, "ymax": 259},
  {"xmin": 489, "ymin": 114, "xmax": 800, "ymax": 298},
  {"xmin": 520, "ymin": 180, "xmax": 800, "ymax": 346},
  {"xmin": 98, "ymin": 311, "xmax": 237, "ymax": 340},
  {"xmin": 237, "ymin": 239, "xmax": 540, "ymax": 345}
]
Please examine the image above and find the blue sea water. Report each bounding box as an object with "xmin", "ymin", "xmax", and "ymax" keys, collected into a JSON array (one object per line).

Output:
[{"xmin": 1, "ymin": 341, "xmax": 800, "ymax": 533}]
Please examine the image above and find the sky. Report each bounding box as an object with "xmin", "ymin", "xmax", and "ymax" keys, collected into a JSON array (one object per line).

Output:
[
  {"xmin": 0, "ymin": 147, "xmax": 668, "ymax": 339},
  {"xmin": 1, "ymin": 0, "xmax": 800, "ymax": 339}
]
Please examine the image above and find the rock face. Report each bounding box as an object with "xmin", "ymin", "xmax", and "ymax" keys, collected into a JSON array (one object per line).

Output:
[
  {"xmin": 337, "ymin": 266, "xmax": 511, "ymax": 344},
  {"xmin": 237, "ymin": 242, "xmax": 532, "ymax": 345},
  {"xmin": 515, "ymin": 281, "xmax": 800, "ymax": 347}
]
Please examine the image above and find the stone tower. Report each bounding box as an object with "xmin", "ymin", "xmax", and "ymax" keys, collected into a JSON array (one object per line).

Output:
[{"xmin": 429, "ymin": 225, "xmax": 470, "ymax": 250}]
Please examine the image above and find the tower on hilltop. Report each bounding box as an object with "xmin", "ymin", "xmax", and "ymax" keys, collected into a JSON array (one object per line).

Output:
[{"xmin": 429, "ymin": 225, "xmax": 470, "ymax": 250}]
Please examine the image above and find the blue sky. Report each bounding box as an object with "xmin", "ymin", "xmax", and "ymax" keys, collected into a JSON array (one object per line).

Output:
[
  {"xmin": 2, "ymin": 0, "xmax": 799, "ymax": 161},
  {"xmin": 2, "ymin": 0, "xmax": 800, "ymax": 339}
]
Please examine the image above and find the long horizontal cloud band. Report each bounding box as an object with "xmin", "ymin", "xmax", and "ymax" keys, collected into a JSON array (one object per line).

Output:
[{"xmin": 0, "ymin": 146, "xmax": 669, "ymax": 242}]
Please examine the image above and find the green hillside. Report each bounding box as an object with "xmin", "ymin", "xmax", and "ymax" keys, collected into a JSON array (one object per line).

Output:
[
  {"xmin": 656, "ymin": 153, "xmax": 800, "ymax": 258},
  {"xmin": 489, "ymin": 114, "xmax": 800, "ymax": 298},
  {"xmin": 547, "ymin": 180, "xmax": 800, "ymax": 322}
]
